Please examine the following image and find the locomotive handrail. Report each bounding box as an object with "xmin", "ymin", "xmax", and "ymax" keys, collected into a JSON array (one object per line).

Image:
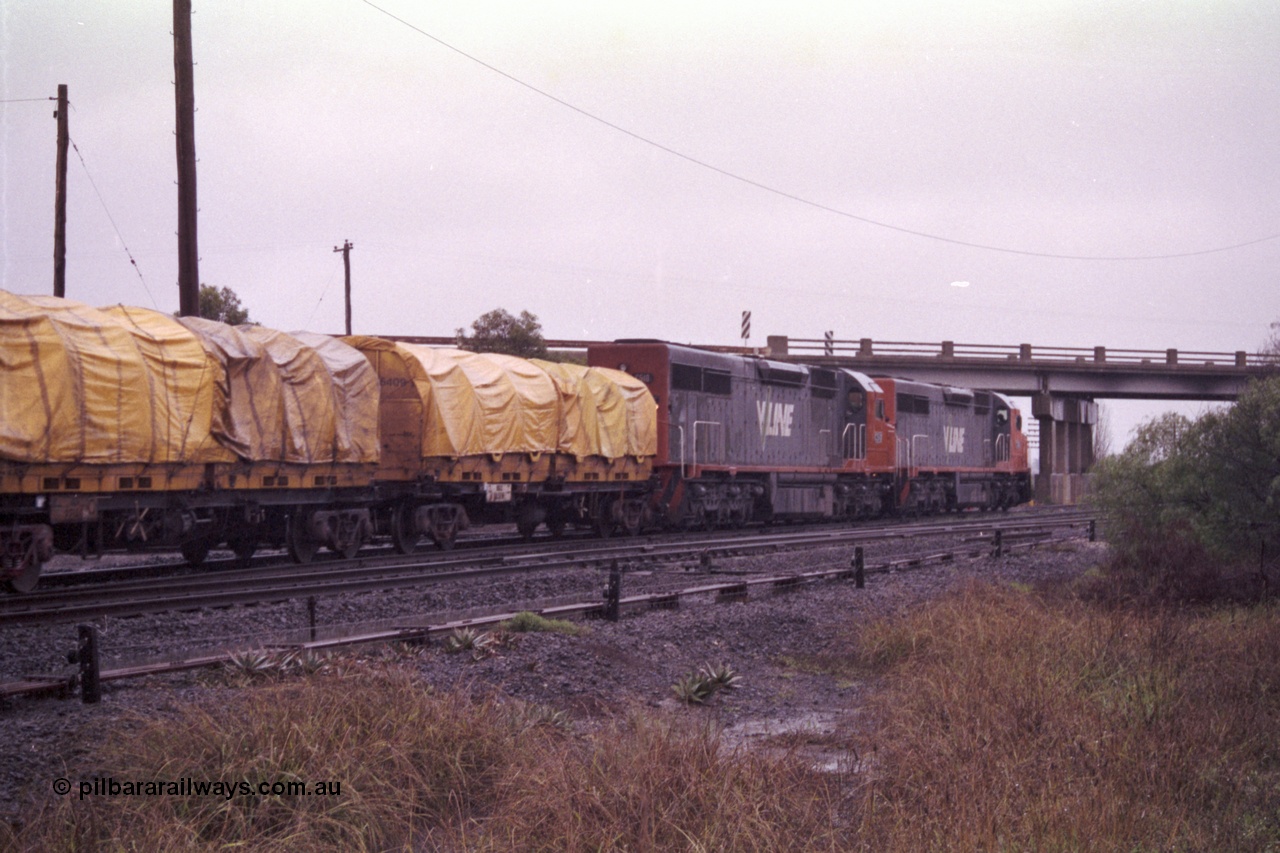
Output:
[
  {"xmin": 911, "ymin": 435, "xmax": 930, "ymax": 470},
  {"xmin": 692, "ymin": 420, "xmax": 723, "ymax": 471},
  {"xmin": 676, "ymin": 425, "xmax": 686, "ymax": 478},
  {"xmin": 995, "ymin": 433, "xmax": 1010, "ymax": 462},
  {"xmin": 841, "ymin": 423, "xmax": 865, "ymax": 460}
]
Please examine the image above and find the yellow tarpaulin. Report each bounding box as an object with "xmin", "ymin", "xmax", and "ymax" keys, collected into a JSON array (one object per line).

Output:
[
  {"xmin": 0, "ymin": 291, "xmax": 227, "ymax": 464},
  {"xmin": 236, "ymin": 326, "xmax": 334, "ymax": 464},
  {"xmin": 345, "ymin": 339, "xmax": 559, "ymax": 459},
  {"xmin": 177, "ymin": 316, "xmax": 286, "ymax": 461},
  {"xmin": 534, "ymin": 360, "xmax": 657, "ymax": 460},
  {"xmin": 290, "ymin": 331, "xmax": 380, "ymax": 464},
  {"xmin": 103, "ymin": 305, "xmax": 233, "ymax": 463}
]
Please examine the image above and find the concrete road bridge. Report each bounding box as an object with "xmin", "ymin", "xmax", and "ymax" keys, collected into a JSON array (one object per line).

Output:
[{"xmin": 765, "ymin": 335, "xmax": 1279, "ymax": 504}]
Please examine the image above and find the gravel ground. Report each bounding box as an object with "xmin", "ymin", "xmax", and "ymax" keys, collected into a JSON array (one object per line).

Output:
[{"xmin": 0, "ymin": 535, "xmax": 1108, "ymax": 823}]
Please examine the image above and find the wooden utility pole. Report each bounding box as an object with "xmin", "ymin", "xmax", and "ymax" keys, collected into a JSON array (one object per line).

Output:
[
  {"xmin": 53, "ymin": 84, "xmax": 69, "ymax": 298},
  {"xmin": 173, "ymin": 0, "xmax": 200, "ymax": 316},
  {"xmin": 334, "ymin": 240, "xmax": 354, "ymax": 334}
]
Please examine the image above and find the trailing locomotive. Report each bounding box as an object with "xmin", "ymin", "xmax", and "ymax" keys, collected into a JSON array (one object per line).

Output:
[{"xmin": 585, "ymin": 341, "xmax": 1032, "ymax": 528}]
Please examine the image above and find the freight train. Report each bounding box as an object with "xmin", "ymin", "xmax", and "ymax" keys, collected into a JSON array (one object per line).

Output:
[{"xmin": 0, "ymin": 291, "xmax": 1030, "ymax": 592}]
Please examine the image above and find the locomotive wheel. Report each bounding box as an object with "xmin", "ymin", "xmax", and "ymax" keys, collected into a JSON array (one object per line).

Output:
[
  {"xmin": 5, "ymin": 556, "xmax": 41, "ymax": 594},
  {"xmin": 390, "ymin": 505, "xmax": 419, "ymax": 555},
  {"xmin": 181, "ymin": 538, "xmax": 211, "ymax": 568}
]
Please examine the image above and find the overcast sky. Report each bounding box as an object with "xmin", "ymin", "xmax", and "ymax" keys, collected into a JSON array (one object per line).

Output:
[{"xmin": 3, "ymin": 1, "xmax": 1278, "ymax": 441}]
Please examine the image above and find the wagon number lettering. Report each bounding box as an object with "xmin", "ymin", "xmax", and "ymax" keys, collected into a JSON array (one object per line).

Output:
[{"xmin": 484, "ymin": 483, "xmax": 512, "ymax": 503}]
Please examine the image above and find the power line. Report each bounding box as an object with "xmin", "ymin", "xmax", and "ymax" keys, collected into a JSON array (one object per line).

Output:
[
  {"xmin": 358, "ymin": 0, "xmax": 1280, "ymax": 262},
  {"xmin": 69, "ymin": 136, "xmax": 158, "ymax": 309},
  {"xmin": 0, "ymin": 97, "xmax": 54, "ymax": 104}
]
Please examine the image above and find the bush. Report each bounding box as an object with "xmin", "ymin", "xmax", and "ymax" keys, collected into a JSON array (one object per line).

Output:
[{"xmin": 1090, "ymin": 378, "xmax": 1280, "ymax": 599}]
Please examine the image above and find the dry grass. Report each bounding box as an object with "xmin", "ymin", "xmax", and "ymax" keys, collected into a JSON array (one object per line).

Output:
[
  {"xmin": 846, "ymin": 581, "xmax": 1280, "ymax": 852},
  {"xmin": 4, "ymin": 665, "xmax": 844, "ymax": 851},
  {"xmin": 6, "ymin": 573, "xmax": 1279, "ymax": 851}
]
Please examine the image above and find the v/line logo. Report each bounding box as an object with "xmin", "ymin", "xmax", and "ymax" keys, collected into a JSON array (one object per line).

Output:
[{"xmin": 757, "ymin": 400, "xmax": 794, "ymax": 439}]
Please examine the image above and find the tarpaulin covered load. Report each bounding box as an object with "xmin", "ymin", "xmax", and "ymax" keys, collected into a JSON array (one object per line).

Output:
[
  {"xmin": 101, "ymin": 305, "xmax": 233, "ymax": 463},
  {"xmin": 290, "ymin": 331, "xmax": 380, "ymax": 463},
  {"xmin": 0, "ymin": 290, "xmax": 228, "ymax": 465},
  {"xmin": 237, "ymin": 327, "xmax": 379, "ymax": 465},
  {"xmin": 345, "ymin": 339, "xmax": 558, "ymax": 459},
  {"xmin": 176, "ymin": 316, "xmax": 286, "ymax": 461},
  {"xmin": 532, "ymin": 361, "xmax": 658, "ymax": 460}
]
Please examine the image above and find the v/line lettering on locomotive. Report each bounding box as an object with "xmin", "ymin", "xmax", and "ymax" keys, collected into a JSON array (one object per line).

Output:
[{"xmin": 756, "ymin": 400, "xmax": 795, "ymax": 439}]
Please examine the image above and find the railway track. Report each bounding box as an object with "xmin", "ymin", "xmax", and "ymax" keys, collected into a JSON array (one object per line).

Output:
[{"xmin": 0, "ymin": 509, "xmax": 1095, "ymax": 627}]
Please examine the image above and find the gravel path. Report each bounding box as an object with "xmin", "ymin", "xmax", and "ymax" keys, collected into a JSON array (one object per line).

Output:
[{"xmin": 0, "ymin": 536, "xmax": 1107, "ymax": 822}]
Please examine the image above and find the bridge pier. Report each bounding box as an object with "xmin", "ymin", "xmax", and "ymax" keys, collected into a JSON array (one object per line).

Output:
[{"xmin": 1033, "ymin": 394, "xmax": 1097, "ymax": 505}]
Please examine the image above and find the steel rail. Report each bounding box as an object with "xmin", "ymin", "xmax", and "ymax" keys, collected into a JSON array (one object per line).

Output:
[
  {"xmin": 0, "ymin": 511, "xmax": 1096, "ymax": 627},
  {"xmin": 1, "ymin": 519, "xmax": 1089, "ymax": 701}
]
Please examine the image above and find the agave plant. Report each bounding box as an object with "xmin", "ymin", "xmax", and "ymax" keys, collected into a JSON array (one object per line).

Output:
[
  {"xmin": 672, "ymin": 663, "xmax": 744, "ymax": 705},
  {"xmin": 672, "ymin": 673, "xmax": 716, "ymax": 705},
  {"xmin": 700, "ymin": 662, "xmax": 742, "ymax": 692},
  {"xmin": 511, "ymin": 702, "xmax": 573, "ymax": 732},
  {"xmin": 225, "ymin": 648, "xmax": 282, "ymax": 679},
  {"xmin": 443, "ymin": 627, "xmax": 496, "ymax": 656}
]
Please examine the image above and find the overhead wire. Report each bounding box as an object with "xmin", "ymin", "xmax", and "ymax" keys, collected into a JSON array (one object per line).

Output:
[{"xmin": 358, "ymin": 0, "xmax": 1279, "ymax": 262}]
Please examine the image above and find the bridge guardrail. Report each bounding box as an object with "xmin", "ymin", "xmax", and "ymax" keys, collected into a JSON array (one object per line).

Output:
[{"xmin": 775, "ymin": 337, "xmax": 1270, "ymax": 368}]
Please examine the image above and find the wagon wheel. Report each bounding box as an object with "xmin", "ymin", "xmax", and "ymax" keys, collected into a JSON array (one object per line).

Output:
[
  {"xmin": 339, "ymin": 529, "xmax": 363, "ymax": 560},
  {"xmin": 230, "ymin": 536, "xmax": 257, "ymax": 566},
  {"xmin": 181, "ymin": 538, "xmax": 211, "ymax": 568},
  {"xmin": 616, "ymin": 499, "xmax": 643, "ymax": 537},
  {"xmin": 433, "ymin": 524, "xmax": 457, "ymax": 551},
  {"xmin": 516, "ymin": 518, "xmax": 539, "ymax": 540},
  {"xmin": 546, "ymin": 514, "xmax": 567, "ymax": 538},
  {"xmin": 287, "ymin": 511, "xmax": 319, "ymax": 564},
  {"xmin": 430, "ymin": 509, "xmax": 458, "ymax": 551},
  {"xmin": 4, "ymin": 550, "xmax": 42, "ymax": 594},
  {"xmin": 390, "ymin": 504, "xmax": 419, "ymax": 555}
]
